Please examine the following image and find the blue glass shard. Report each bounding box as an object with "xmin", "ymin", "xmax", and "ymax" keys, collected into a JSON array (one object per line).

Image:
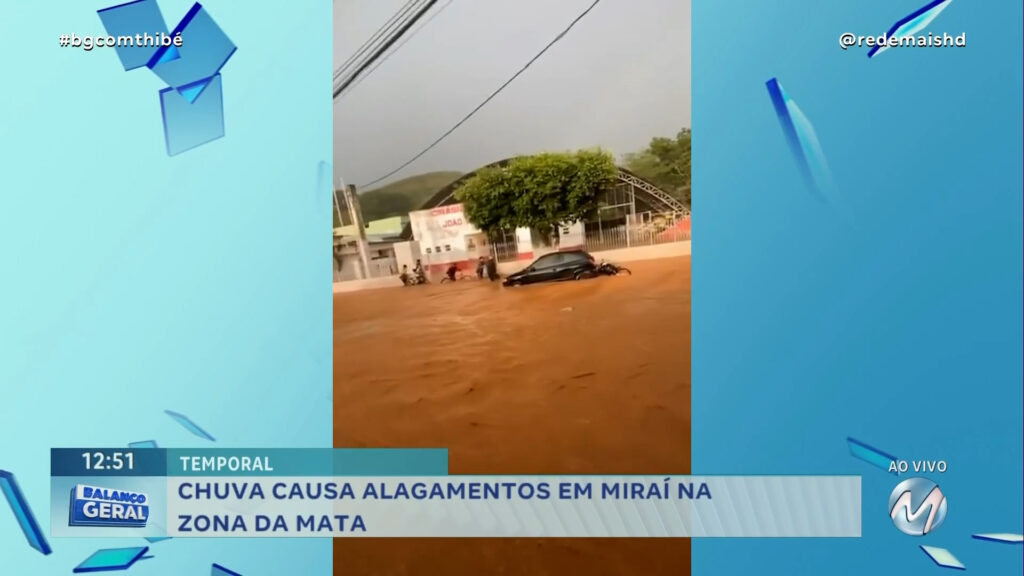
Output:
[
  {"xmin": 164, "ymin": 408, "xmax": 217, "ymax": 440},
  {"xmin": 766, "ymin": 78, "xmax": 837, "ymax": 202},
  {"xmin": 139, "ymin": 555, "xmax": 155, "ymax": 560},
  {"xmin": 147, "ymin": 3, "xmax": 236, "ymax": 90},
  {"xmin": 156, "ymin": 44, "xmax": 181, "ymax": 64},
  {"xmin": 846, "ymin": 437, "xmax": 898, "ymax": 474},
  {"xmin": 97, "ymin": 0, "xmax": 170, "ymax": 71},
  {"xmin": 920, "ymin": 545, "xmax": 965, "ymax": 570},
  {"xmin": 868, "ymin": 0, "xmax": 956, "ymax": 58},
  {"xmin": 144, "ymin": 518, "xmax": 173, "ymax": 543},
  {"xmin": 159, "ymin": 74, "xmax": 225, "ymax": 157},
  {"xmin": 317, "ymin": 161, "xmax": 333, "ymax": 206},
  {"xmin": 73, "ymin": 547, "xmax": 149, "ymax": 573},
  {"xmin": 177, "ymin": 77, "xmax": 212, "ymax": 104},
  {"xmin": 128, "ymin": 440, "xmax": 158, "ymax": 449},
  {"xmin": 972, "ymin": 533, "xmax": 1023, "ymax": 544},
  {"xmin": 0, "ymin": 470, "xmax": 52, "ymax": 555},
  {"xmin": 212, "ymin": 563, "xmax": 244, "ymax": 575}
]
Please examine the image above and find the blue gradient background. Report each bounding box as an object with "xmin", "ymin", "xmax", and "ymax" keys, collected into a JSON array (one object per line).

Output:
[
  {"xmin": 693, "ymin": 1, "xmax": 1023, "ymax": 574},
  {"xmin": 0, "ymin": 0, "xmax": 332, "ymax": 573}
]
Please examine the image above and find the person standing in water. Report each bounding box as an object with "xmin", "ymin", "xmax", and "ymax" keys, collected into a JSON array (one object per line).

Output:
[
  {"xmin": 486, "ymin": 256, "xmax": 498, "ymax": 281},
  {"xmin": 413, "ymin": 259, "xmax": 427, "ymax": 283}
]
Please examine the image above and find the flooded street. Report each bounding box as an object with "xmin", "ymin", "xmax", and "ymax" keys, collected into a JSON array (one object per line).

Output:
[{"xmin": 335, "ymin": 256, "xmax": 691, "ymax": 575}]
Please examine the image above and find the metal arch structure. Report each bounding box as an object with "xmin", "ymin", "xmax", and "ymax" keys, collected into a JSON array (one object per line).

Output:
[
  {"xmin": 399, "ymin": 158, "xmax": 687, "ymax": 239},
  {"xmin": 615, "ymin": 168, "xmax": 688, "ymax": 213}
]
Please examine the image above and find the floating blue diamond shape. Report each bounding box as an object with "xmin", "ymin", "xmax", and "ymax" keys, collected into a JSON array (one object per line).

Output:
[
  {"xmin": 160, "ymin": 74, "xmax": 225, "ymax": 157},
  {"xmin": 164, "ymin": 408, "xmax": 216, "ymax": 440},
  {"xmin": 868, "ymin": 0, "xmax": 956, "ymax": 58},
  {"xmin": 317, "ymin": 161, "xmax": 333, "ymax": 205},
  {"xmin": 177, "ymin": 76, "xmax": 213, "ymax": 104},
  {"xmin": 97, "ymin": 0, "xmax": 170, "ymax": 71},
  {"xmin": 212, "ymin": 562, "xmax": 244, "ymax": 575},
  {"xmin": 155, "ymin": 44, "xmax": 181, "ymax": 65},
  {"xmin": 847, "ymin": 437, "xmax": 898, "ymax": 474},
  {"xmin": 147, "ymin": 3, "xmax": 236, "ymax": 90},
  {"xmin": 128, "ymin": 440, "xmax": 158, "ymax": 449},
  {"xmin": 143, "ymin": 518, "xmax": 173, "ymax": 543},
  {"xmin": 766, "ymin": 78, "xmax": 837, "ymax": 202},
  {"xmin": 972, "ymin": 533, "xmax": 1023, "ymax": 544},
  {"xmin": 0, "ymin": 470, "xmax": 52, "ymax": 555},
  {"xmin": 73, "ymin": 546, "xmax": 149, "ymax": 573},
  {"xmin": 920, "ymin": 545, "xmax": 965, "ymax": 570}
]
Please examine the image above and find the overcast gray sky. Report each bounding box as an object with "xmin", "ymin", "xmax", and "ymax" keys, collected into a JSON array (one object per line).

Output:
[{"xmin": 334, "ymin": 0, "xmax": 691, "ymax": 190}]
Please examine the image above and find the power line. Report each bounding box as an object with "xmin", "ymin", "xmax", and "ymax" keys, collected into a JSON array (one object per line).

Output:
[
  {"xmin": 333, "ymin": 0, "xmax": 454, "ymax": 100},
  {"xmin": 334, "ymin": 0, "xmax": 430, "ymax": 84},
  {"xmin": 336, "ymin": 2, "xmax": 416, "ymax": 79},
  {"xmin": 334, "ymin": 0, "xmax": 424, "ymax": 84},
  {"xmin": 338, "ymin": 0, "xmax": 455, "ymax": 99},
  {"xmin": 334, "ymin": 0, "xmax": 440, "ymax": 99},
  {"xmin": 334, "ymin": 0, "xmax": 423, "ymax": 82},
  {"xmin": 360, "ymin": 0, "xmax": 604, "ymax": 188}
]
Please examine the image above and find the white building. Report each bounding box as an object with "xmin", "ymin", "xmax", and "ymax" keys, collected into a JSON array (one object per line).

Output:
[
  {"xmin": 333, "ymin": 236, "xmax": 401, "ymax": 281},
  {"xmin": 333, "ymin": 216, "xmax": 407, "ymax": 281},
  {"xmin": 405, "ymin": 203, "xmax": 584, "ymax": 273}
]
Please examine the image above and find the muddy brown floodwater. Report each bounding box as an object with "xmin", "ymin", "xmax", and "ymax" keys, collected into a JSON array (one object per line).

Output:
[{"xmin": 334, "ymin": 256, "xmax": 691, "ymax": 576}]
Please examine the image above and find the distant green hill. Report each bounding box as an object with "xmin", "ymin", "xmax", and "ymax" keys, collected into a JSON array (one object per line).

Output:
[{"xmin": 336, "ymin": 171, "xmax": 463, "ymax": 225}]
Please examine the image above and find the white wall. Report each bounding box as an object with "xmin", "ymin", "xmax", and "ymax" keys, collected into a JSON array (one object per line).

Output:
[
  {"xmin": 392, "ymin": 241, "xmax": 421, "ymax": 274},
  {"xmin": 334, "ymin": 241, "xmax": 692, "ymax": 292},
  {"xmin": 495, "ymin": 241, "xmax": 691, "ymax": 275},
  {"xmin": 409, "ymin": 203, "xmax": 535, "ymax": 266},
  {"xmin": 515, "ymin": 228, "xmax": 533, "ymax": 255},
  {"xmin": 591, "ymin": 240, "xmax": 690, "ymax": 262},
  {"xmin": 334, "ymin": 240, "xmax": 398, "ymax": 280},
  {"xmin": 557, "ymin": 221, "xmax": 585, "ymax": 248},
  {"xmin": 333, "ymin": 275, "xmax": 402, "ymax": 293},
  {"xmin": 334, "ymin": 253, "xmax": 362, "ymax": 281},
  {"xmin": 409, "ymin": 205, "xmax": 474, "ymax": 266}
]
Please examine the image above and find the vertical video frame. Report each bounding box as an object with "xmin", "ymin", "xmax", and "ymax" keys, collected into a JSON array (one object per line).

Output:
[{"xmin": 334, "ymin": 1, "xmax": 691, "ymax": 574}]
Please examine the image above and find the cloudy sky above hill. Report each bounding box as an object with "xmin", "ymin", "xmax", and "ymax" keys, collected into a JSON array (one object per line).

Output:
[{"xmin": 334, "ymin": 0, "xmax": 690, "ymax": 189}]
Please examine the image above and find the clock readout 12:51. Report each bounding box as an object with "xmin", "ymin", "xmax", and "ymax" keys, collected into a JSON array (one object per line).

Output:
[{"xmin": 81, "ymin": 451, "xmax": 135, "ymax": 471}]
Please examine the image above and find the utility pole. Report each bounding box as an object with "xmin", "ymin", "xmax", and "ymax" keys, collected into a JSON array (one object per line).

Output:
[
  {"xmin": 339, "ymin": 177, "xmax": 372, "ymax": 279},
  {"xmin": 332, "ymin": 187, "xmax": 346, "ymax": 230}
]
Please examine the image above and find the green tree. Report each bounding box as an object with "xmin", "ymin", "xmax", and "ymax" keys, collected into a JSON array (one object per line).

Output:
[
  {"xmin": 623, "ymin": 127, "xmax": 691, "ymax": 208},
  {"xmin": 455, "ymin": 149, "xmax": 618, "ymax": 236}
]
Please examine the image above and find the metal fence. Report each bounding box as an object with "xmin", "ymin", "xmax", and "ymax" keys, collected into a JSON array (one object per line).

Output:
[
  {"xmin": 582, "ymin": 224, "xmax": 690, "ymax": 252},
  {"xmin": 488, "ymin": 213, "xmax": 691, "ymax": 262},
  {"xmin": 490, "ymin": 240, "xmax": 518, "ymax": 262},
  {"xmin": 490, "ymin": 230, "xmax": 520, "ymax": 262}
]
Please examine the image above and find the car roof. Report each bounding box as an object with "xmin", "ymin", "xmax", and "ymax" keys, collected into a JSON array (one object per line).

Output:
[
  {"xmin": 535, "ymin": 250, "xmax": 589, "ymax": 262},
  {"xmin": 545, "ymin": 249, "xmax": 588, "ymax": 255},
  {"xmin": 561, "ymin": 250, "xmax": 590, "ymax": 257}
]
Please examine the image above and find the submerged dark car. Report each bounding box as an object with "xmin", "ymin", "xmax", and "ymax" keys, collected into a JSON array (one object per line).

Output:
[{"xmin": 503, "ymin": 250, "xmax": 597, "ymax": 286}]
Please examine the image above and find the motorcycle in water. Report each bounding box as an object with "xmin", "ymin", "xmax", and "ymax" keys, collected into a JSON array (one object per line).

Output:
[
  {"xmin": 401, "ymin": 273, "xmax": 428, "ymax": 286},
  {"xmin": 595, "ymin": 260, "xmax": 631, "ymax": 276}
]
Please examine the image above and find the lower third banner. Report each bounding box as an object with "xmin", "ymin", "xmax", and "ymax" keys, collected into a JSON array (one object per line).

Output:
[
  {"xmin": 50, "ymin": 449, "xmax": 861, "ymax": 537},
  {"xmin": 53, "ymin": 475, "xmax": 860, "ymax": 538}
]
